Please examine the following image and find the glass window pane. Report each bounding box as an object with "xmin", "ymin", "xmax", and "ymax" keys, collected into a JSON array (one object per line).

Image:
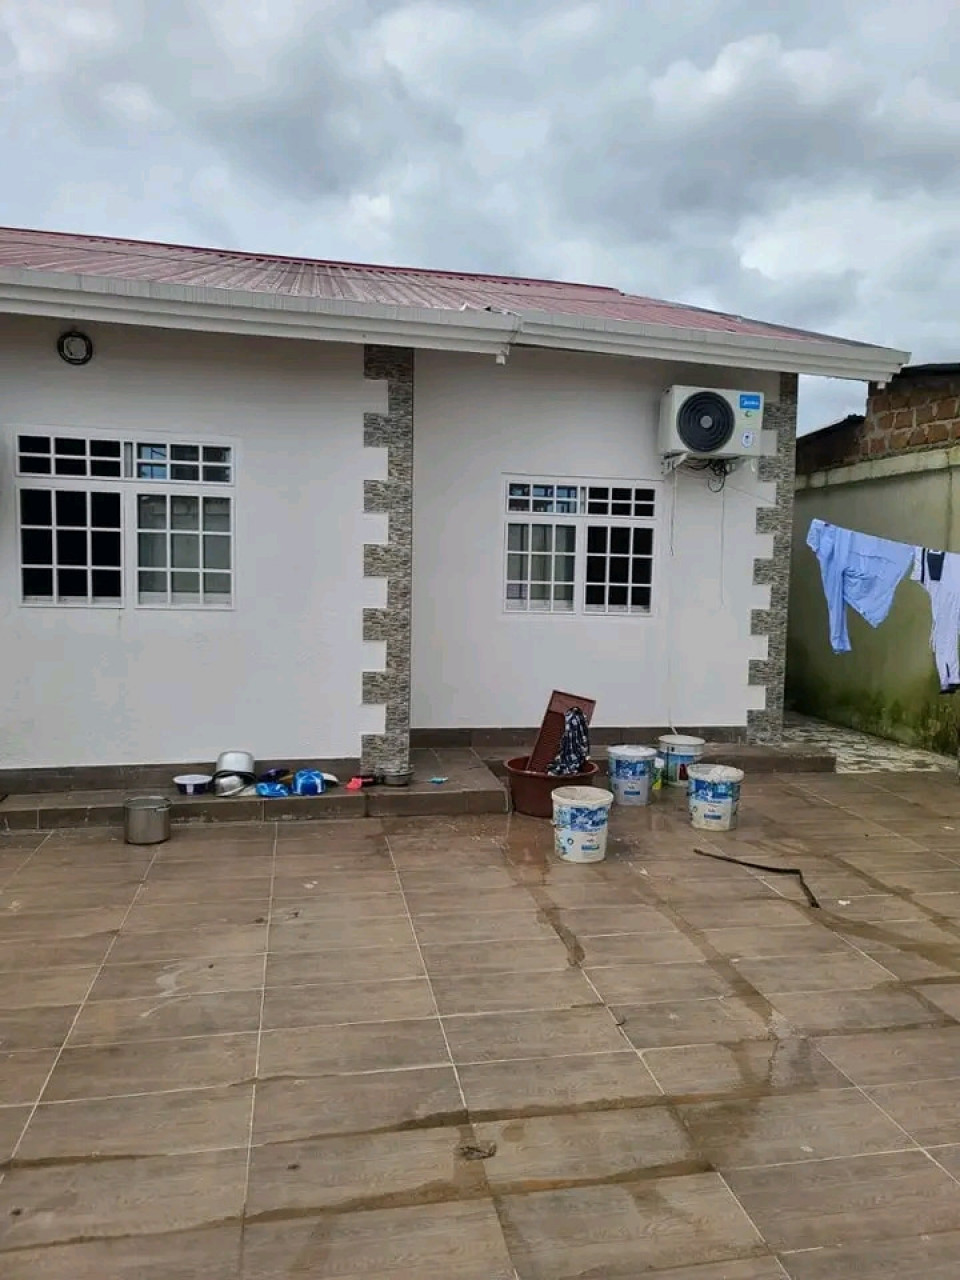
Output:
[
  {"xmin": 19, "ymin": 435, "xmax": 50, "ymax": 454},
  {"xmin": 203, "ymin": 572, "xmax": 231, "ymax": 599},
  {"xmin": 171, "ymin": 444, "xmax": 200, "ymax": 461},
  {"xmin": 171, "ymin": 496, "xmax": 200, "ymax": 530},
  {"xmin": 506, "ymin": 583, "xmax": 527, "ymax": 601},
  {"xmin": 508, "ymin": 484, "xmax": 530, "ymax": 500},
  {"xmin": 555, "ymin": 526, "xmax": 576, "ymax": 553},
  {"xmin": 90, "ymin": 440, "xmax": 121, "ymax": 457},
  {"xmin": 609, "ymin": 585, "xmax": 628, "ymax": 607},
  {"xmin": 531, "ymin": 554, "xmax": 552, "ymax": 582},
  {"xmin": 91, "ymin": 570, "xmax": 122, "ymax": 600},
  {"xmin": 91, "ymin": 492, "xmax": 122, "ymax": 528},
  {"xmin": 137, "ymin": 462, "xmax": 167, "ymax": 480},
  {"xmin": 202, "ymin": 497, "xmax": 231, "ymax": 532},
  {"xmin": 507, "ymin": 524, "xmax": 528, "ymax": 552},
  {"xmin": 21, "ymin": 528, "xmax": 52, "ymax": 564},
  {"xmin": 55, "ymin": 437, "xmax": 86, "ymax": 456},
  {"xmin": 203, "ymin": 535, "xmax": 230, "ymax": 570},
  {"xmin": 138, "ymin": 495, "xmax": 167, "ymax": 530},
  {"xmin": 55, "ymin": 457, "xmax": 86, "ymax": 477},
  {"xmin": 138, "ymin": 443, "xmax": 167, "ymax": 460},
  {"xmin": 57, "ymin": 568, "xmax": 87, "ymax": 598},
  {"xmin": 553, "ymin": 584, "xmax": 574, "ymax": 607},
  {"xmin": 586, "ymin": 527, "xmax": 607, "ymax": 554},
  {"xmin": 139, "ymin": 570, "xmax": 167, "ymax": 596},
  {"xmin": 530, "ymin": 583, "xmax": 551, "ymax": 608},
  {"xmin": 609, "ymin": 557, "xmax": 629, "ymax": 584},
  {"xmin": 21, "ymin": 490, "xmax": 52, "ymax": 525},
  {"xmin": 171, "ymin": 533, "xmax": 200, "ymax": 569},
  {"xmin": 586, "ymin": 556, "xmax": 606, "ymax": 583},
  {"xmin": 55, "ymin": 491, "xmax": 86, "ymax": 527},
  {"xmin": 611, "ymin": 501, "xmax": 631, "ymax": 516},
  {"xmin": 555, "ymin": 555, "xmax": 575, "ymax": 583},
  {"xmin": 90, "ymin": 460, "xmax": 122, "ymax": 478},
  {"xmin": 202, "ymin": 465, "xmax": 231, "ymax": 483},
  {"xmin": 632, "ymin": 558, "xmax": 652, "ymax": 585},
  {"xmin": 92, "ymin": 531, "xmax": 122, "ymax": 567},
  {"xmin": 612, "ymin": 487, "xmax": 631, "ymax": 502},
  {"xmin": 531, "ymin": 526, "xmax": 552, "ymax": 553},
  {"xmin": 585, "ymin": 584, "xmax": 605, "ymax": 607},
  {"xmin": 22, "ymin": 568, "xmax": 53, "ymax": 598},
  {"xmin": 138, "ymin": 532, "xmax": 167, "ymax": 568},
  {"xmin": 506, "ymin": 554, "xmax": 527, "ymax": 580},
  {"xmin": 171, "ymin": 464, "xmax": 200, "ymax": 482},
  {"xmin": 633, "ymin": 527, "xmax": 654, "ymax": 555},
  {"xmin": 203, "ymin": 446, "xmax": 231, "ymax": 464},
  {"xmin": 171, "ymin": 571, "xmax": 200, "ymax": 595},
  {"xmin": 20, "ymin": 456, "xmax": 52, "ymax": 474},
  {"xmin": 507, "ymin": 497, "xmax": 529, "ymax": 511},
  {"xmin": 610, "ymin": 528, "xmax": 631, "ymax": 555},
  {"xmin": 632, "ymin": 586, "xmax": 652, "ymax": 610},
  {"xmin": 56, "ymin": 529, "xmax": 87, "ymax": 567}
]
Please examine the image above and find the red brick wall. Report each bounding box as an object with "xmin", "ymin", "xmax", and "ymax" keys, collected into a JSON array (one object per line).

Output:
[{"xmin": 797, "ymin": 373, "xmax": 960, "ymax": 475}]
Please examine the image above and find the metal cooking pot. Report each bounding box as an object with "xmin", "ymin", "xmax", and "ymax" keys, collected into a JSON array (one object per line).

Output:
[{"xmin": 216, "ymin": 750, "xmax": 255, "ymax": 776}]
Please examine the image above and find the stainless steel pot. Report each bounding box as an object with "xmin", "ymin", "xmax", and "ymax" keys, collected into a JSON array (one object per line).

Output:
[{"xmin": 216, "ymin": 750, "xmax": 255, "ymax": 776}]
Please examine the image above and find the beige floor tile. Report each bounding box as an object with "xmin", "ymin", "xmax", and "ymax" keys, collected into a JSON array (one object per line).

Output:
[
  {"xmin": 554, "ymin": 904, "xmax": 678, "ymax": 935},
  {"xmin": 0, "ymin": 906, "xmax": 128, "ymax": 940},
  {"xmin": 0, "ymin": 1003, "xmax": 78, "ymax": 1051},
  {"xmin": 259, "ymin": 1017, "xmax": 449, "ymax": 1078},
  {"xmin": 0, "ymin": 1105, "xmax": 28, "ymax": 1160},
  {"xmin": 817, "ymin": 1024, "xmax": 960, "ymax": 1086},
  {"xmin": 443, "ymin": 1006, "xmax": 626, "ymax": 1063},
  {"xmin": 702, "ymin": 925, "xmax": 851, "ymax": 960},
  {"xmin": 0, "ymin": 933, "xmax": 115, "ymax": 972},
  {"xmin": 731, "ymin": 951, "xmax": 894, "ymax": 994},
  {"xmin": 727, "ymin": 1150, "xmax": 960, "ymax": 1252},
  {"xmin": 769, "ymin": 987, "xmax": 944, "ymax": 1035},
  {"xmin": 644, "ymin": 1038, "xmax": 850, "ymax": 1097},
  {"xmin": 432, "ymin": 968, "xmax": 599, "ymax": 1016},
  {"xmin": 45, "ymin": 1032, "xmax": 257, "ymax": 1101},
  {"xmin": 0, "ymin": 1226, "xmax": 241, "ymax": 1279},
  {"xmin": 618, "ymin": 996, "xmax": 773, "ymax": 1050},
  {"xmin": 679, "ymin": 1087, "xmax": 909, "ymax": 1169},
  {"xmin": 421, "ymin": 936, "xmax": 572, "ymax": 977},
  {"xmin": 2, "ymin": 965, "xmax": 98, "ymax": 1008},
  {"xmin": 581, "ymin": 932, "xmax": 706, "ymax": 965},
  {"xmin": 779, "ymin": 1231, "xmax": 960, "ymax": 1280},
  {"xmin": 89, "ymin": 954, "xmax": 264, "ymax": 1001},
  {"xmin": 245, "ymin": 1125, "xmax": 469, "ymax": 1215},
  {"xmin": 268, "ymin": 892, "xmax": 406, "ymax": 920},
  {"xmin": 253, "ymin": 1065, "xmax": 464, "ymax": 1142},
  {"xmin": 496, "ymin": 1174, "xmax": 764, "ymax": 1277},
  {"xmin": 121, "ymin": 901, "xmax": 268, "ymax": 933},
  {"xmin": 0, "ymin": 883, "xmax": 138, "ymax": 911},
  {"xmin": 133, "ymin": 875, "xmax": 273, "ymax": 905},
  {"xmin": 18, "ymin": 1083, "xmax": 254, "ymax": 1159},
  {"xmin": 265, "ymin": 942, "xmax": 425, "ymax": 986},
  {"xmin": 0, "ymin": 1148, "xmax": 247, "ymax": 1252},
  {"xmin": 262, "ymin": 977, "xmax": 435, "ymax": 1029},
  {"xmin": 475, "ymin": 1105, "xmax": 695, "ymax": 1188},
  {"xmin": 240, "ymin": 1200, "xmax": 514, "ymax": 1279},
  {"xmin": 403, "ymin": 885, "xmax": 535, "ymax": 915},
  {"xmin": 676, "ymin": 900, "xmax": 814, "ymax": 930},
  {"xmin": 0, "ymin": 1048, "xmax": 58, "ymax": 1106},
  {"xmin": 586, "ymin": 961, "xmax": 734, "ymax": 1004},
  {"xmin": 931, "ymin": 1143, "xmax": 960, "ymax": 1177},
  {"xmin": 912, "ymin": 980, "xmax": 960, "ymax": 1018},
  {"xmin": 460, "ymin": 1050, "xmax": 659, "ymax": 1115},
  {"xmin": 67, "ymin": 990, "xmax": 262, "ymax": 1045},
  {"xmin": 866, "ymin": 1075, "xmax": 960, "ymax": 1145},
  {"xmin": 267, "ymin": 914, "xmax": 416, "ymax": 953},
  {"xmin": 412, "ymin": 910, "xmax": 558, "ymax": 946}
]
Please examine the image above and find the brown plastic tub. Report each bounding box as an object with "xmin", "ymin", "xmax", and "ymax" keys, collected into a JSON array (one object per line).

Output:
[{"xmin": 505, "ymin": 756, "xmax": 599, "ymax": 819}]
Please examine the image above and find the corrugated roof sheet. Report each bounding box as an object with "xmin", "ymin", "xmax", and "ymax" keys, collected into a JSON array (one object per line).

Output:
[{"xmin": 0, "ymin": 224, "xmax": 868, "ymax": 349}]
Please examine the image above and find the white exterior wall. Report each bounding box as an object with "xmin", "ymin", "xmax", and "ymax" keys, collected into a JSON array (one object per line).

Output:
[
  {"xmin": 411, "ymin": 348, "xmax": 781, "ymax": 729},
  {"xmin": 0, "ymin": 317, "xmax": 386, "ymax": 768}
]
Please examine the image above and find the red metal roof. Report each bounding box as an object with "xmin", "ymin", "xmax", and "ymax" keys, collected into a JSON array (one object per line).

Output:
[{"xmin": 0, "ymin": 224, "xmax": 868, "ymax": 349}]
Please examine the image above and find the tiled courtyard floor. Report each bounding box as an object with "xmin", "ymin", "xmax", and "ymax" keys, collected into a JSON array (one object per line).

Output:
[{"xmin": 4, "ymin": 771, "xmax": 960, "ymax": 1275}]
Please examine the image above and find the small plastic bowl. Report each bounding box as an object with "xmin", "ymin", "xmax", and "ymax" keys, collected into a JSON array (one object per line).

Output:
[{"xmin": 173, "ymin": 773, "xmax": 213, "ymax": 796}]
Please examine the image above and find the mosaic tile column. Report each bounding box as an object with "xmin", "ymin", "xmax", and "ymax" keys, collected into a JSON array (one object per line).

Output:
[
  {"xmin": 748, "ymin": 371, "xmax": 798, "ymax": 742},
  {"xmin": 361, "ymin": 346, "xmax": 414, "ymax": 772}
]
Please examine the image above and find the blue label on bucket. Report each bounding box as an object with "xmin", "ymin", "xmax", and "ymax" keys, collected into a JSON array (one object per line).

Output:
[
  {"xmin": 554, "ymin": 803, "xmax": 610, "ymax": 832},
  {"xmin": 610, "ymin": 758, "xmax": 652, "ymax": 779},
  {"xmin": 690, "ymin": 779, "xmax": 741, "ymax": 802}
]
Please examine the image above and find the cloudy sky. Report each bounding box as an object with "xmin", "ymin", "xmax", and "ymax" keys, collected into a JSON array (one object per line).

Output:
[{"xmin": 2, "ymin": 0, "xmax": 958, "ymax": 430}]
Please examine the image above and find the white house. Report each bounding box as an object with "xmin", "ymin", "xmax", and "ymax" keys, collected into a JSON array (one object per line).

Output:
[{"xmin": 0, "ymin": 227, "xmax": 907, "ymax": 780}]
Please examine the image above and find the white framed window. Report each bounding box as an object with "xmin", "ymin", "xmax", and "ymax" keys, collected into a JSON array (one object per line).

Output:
[
  {"xmin": 504, "ymin": 477, "xmax": 658, "ymax": 616},
  {"xmin": 14, "ymin": 430, "xmax": 235, "ymax": 609}
]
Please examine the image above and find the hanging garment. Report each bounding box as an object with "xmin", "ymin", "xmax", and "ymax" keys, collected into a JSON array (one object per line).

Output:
[
  {"xmin": 912, "ymin": 548, "xmax": 960, "ymax": 692},
  {"xmin": 547, "ymin": 707, "xmax": 591, "ymax": 776},
  {"xmin": 807, "ymin": 519, "xmax": 915, "ymax": 653}
]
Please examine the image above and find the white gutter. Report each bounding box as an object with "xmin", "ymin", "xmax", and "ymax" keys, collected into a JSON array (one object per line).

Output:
[{"xmin": 0, "ymin": 266, "xmax": 909, "ymax": 382}]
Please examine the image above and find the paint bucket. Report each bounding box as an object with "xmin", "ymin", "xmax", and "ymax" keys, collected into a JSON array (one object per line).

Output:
[
  {"xmin": 607, "ymin": 745, "xmax": 658, "ymax": 806},
  {"xmin": 687, "ymin": 764, "xmax": 744, "ymax": 831},
  {"xmin": 552, "ymin": 786, "xmax": 615, "ymax": 863},
  {"xmin": 658, "ymin": 735, "xmax": 706, "ymax": 787}
]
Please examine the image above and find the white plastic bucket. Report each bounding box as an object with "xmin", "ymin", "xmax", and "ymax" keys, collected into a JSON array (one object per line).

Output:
[
  {"xmin": 658, "ymin": 734, "xmax": 706, "ymax": 787},
  {"xmin": 687, "ymin": 764, "xmax": 744, "ymax": 830},
  {"xmin": 607, "ymin": 745, "xmax": 657, "ymax": 806},
  {"xmin": 552, "ymin": 786, "xmax": 615, "ymax": 863}
]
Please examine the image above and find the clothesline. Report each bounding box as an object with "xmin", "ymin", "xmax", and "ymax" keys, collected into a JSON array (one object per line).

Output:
[{"xmin": 807, "ymin": 519, "xmax": 960, "ymax": 693}]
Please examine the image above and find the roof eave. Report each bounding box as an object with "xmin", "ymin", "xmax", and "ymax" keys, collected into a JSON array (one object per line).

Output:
[{"xmin": 0, "ymin": 267, "xmax": 909, "ymax": 381}]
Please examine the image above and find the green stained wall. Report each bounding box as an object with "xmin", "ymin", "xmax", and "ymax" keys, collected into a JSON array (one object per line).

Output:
[{"xmin": 788, "ymin": 461, "xmax": 960, "ymax": 753}]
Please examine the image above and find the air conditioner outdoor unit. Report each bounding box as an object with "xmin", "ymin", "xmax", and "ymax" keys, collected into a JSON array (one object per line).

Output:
[{"xmin": 659, "ymin": 386, "xmax": 769, "ymax": 462}]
